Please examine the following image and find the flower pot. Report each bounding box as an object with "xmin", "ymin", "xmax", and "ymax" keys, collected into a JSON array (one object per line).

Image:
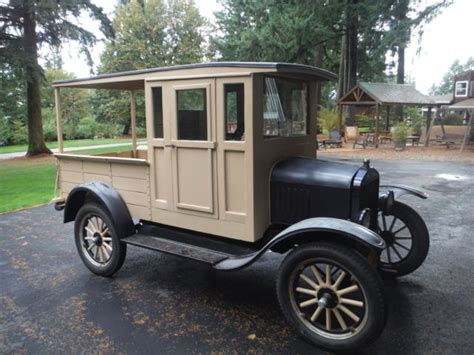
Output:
[{"xmin": 394, "ymin": 140, "xmax": 406, "ymax": 151}]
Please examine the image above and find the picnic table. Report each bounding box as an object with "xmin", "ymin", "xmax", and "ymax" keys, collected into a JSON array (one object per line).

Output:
[{"xmin": 407, "ymin": 135, "xmax": 420, "ymax": 146}]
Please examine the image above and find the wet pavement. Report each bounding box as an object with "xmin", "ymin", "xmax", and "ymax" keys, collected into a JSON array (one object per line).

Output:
[{"xmin": 1, "ymin": 157, "xmax": 473, "ymax": 354}]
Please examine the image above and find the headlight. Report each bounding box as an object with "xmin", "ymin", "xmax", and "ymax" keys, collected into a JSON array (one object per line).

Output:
[
  {"xmin": 358, "ymin": 208, "xmax": 372, "ymax": 228},
  {"xmin": 378, "ymin": 191, "xmax": 394, "ymax": 215}
]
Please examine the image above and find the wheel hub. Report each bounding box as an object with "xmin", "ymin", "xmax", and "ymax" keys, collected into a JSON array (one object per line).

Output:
[
  {"xmin": 380, "ymin": 230, "xmax": 395, "ymax": 245},
  {"xmin": 317, "ymin": 288, "xmax": 338, "ymax": 309},
  {"xmin": 92, "ymin": 233, "xmax": 103, "ymax": 246}
]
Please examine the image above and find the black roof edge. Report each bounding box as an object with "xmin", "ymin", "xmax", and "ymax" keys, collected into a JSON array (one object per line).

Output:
[{"xmin": 52, "ymin": 61, "xmax": 337, "ymax": 85}]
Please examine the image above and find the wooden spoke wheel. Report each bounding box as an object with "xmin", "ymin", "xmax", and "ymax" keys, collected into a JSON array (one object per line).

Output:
[
  {"xmin": 74, "ymin": 203, "xmax": 127, "ymax": 277},
  {"xmin": 277, "ymin": 243, "xmax": 387, "ymax": 352}
]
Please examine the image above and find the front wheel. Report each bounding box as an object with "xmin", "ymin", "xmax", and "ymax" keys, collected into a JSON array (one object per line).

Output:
[
  {"xmin": 377, "ymin": 201, "xmax": 429, "ymax": 278},
  {"xmin": 74, "ymin": 203, "xmax": 127, "ymax": 277},
  {"xmin": 277, "ymin": 243, "xmax": 387, "ymax": 352}
]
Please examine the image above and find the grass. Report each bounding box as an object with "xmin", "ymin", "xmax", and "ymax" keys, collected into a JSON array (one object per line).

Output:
[
  {"xmin": 0, "ymin": 158, "xmax": 56, "ymax": 214},
  {"xmin": 0, "ymin": 145, "xmax": 143, "ymax": 214},
  {"xmin": 0, "ymin": 138, "xmax": 137, "ymax": 154}
]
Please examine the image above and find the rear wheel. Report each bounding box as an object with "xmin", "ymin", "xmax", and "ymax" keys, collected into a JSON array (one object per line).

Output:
[
  {"xmin": 378, "ymin": 201, "xmax": 429, "ymax": 277},
  {"xmin": 277, "ymin": 243, "xmax": 387, "ymax": 352},
  {"xmin": 74, "ymin": 203, "xmax": 127, "ymax": 277}
]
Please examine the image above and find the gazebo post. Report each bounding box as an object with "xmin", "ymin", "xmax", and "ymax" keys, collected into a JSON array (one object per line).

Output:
[
  {"xmin": 130, "ymin": 90, "xmax": 137, "ymax": 158},
  {"xmin": 385, "ymin": 106, "xmax": 390, "ymax": 131},
  {"xmin": 375, "ymin": 104, "xmax": 380, "ymax": 148},
  {"xmin": 424, "ymin": 106, "xmax": 433, "ymax": 147},
  {"xmin": 54, "ymin": 87, "xmax": 64, "ymax": 153}
]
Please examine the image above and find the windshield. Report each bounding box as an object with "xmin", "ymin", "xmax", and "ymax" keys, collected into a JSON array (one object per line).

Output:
[{"xmin": 263, "ymin": 76, "xmax": 308, "ymax": 138}]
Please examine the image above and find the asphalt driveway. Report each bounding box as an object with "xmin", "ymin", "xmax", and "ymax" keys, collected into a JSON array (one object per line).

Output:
[{"xmin": 1, "ymin": 157, "xmax": 473, "ymax": 354}]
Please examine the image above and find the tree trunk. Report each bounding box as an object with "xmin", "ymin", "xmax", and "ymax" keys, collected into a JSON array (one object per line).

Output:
[
  {"xmin": 394, "ymin": 0, "xmax": 409, "ymax": 122},
  {"xmin": 395, "ymin": 44, "xmax": 405, "ymax": 121},
  {"xmin": 122, "ymin": 121, "xmax": 131, "ymax": 136},
  {"xmin": 343, "ymin": 0, "xmax": 358, "ymax": 126},
  {"xmin": 24, "ymin": 2, "xmax": 51, "ymax": 156}
]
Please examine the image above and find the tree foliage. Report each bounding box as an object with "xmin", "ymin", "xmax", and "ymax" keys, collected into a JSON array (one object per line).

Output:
[
  {"xmin": 0, "ymin": 0, "xmax": 112, "ymax": 155},
  {"xmin": 429, "ymin": 57, "xmax": 474, "ymax": 95},
  {"xmin": 213, "ymin": 0, "xmax": 452, "ymax": 110},
  {"xmin": 95, "ymin": 0, "xmax": 208, "ymax": 133}
]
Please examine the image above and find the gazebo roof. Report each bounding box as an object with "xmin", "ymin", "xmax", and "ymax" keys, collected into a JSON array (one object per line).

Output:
[
  {"xmin": 449, "ymin": 98, "xmax": 474, "ymax": 110},
  {"xmin": 338, "ymin": 82, "xmax": 435, "ymax": 106}
]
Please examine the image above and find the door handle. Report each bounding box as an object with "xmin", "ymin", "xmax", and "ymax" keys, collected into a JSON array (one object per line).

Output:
[{"xmin": 165, "ymin": 144, "xmax": 176, "ymax": 148}]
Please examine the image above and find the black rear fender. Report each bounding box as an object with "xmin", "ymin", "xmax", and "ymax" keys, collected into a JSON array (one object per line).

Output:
[{"xmin": 63, "ymin": 182, "xmax": 135, "ymax": 239}]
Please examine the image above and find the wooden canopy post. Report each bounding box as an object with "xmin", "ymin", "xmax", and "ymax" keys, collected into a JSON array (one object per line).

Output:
[
  {"xmin": 460, "ymin": 110, "xmax": 473, "ymax": 153},
  {"xmin": 54, "ymin": 87, "xmax": 64, "ymax": 153},
  {"xmin": 375, "ymin": 104, "xmax": 380, "ymax": 148},
  {"xmin": 385, "ymin": 106, "xmax": 390, "ymax": 131},
  {"xmin": 130, "ymin": 90, "xmax": 137, "ymax": 158}
]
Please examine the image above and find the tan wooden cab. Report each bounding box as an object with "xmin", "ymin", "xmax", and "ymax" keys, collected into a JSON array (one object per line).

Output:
[{"xmin": 53, "ymin": 62, "xmax": 336, "ymax": 243}]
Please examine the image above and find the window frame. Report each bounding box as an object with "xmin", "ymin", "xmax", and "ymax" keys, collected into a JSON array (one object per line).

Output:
[
  {"xmin": 455, "ymin": 80, "xmax": 468, "ymax": 97},
  {"xmin": 174, "ymin": 84, "xmax": 210, "ymax": 141},
  {"xmin": 262, "ymin": 74, "xmax": 310, "ymax": 139},
  {"xmin": 151, "ymin": 86, "xmax": 164, "ymax": 139},
  {"xmin": 224, "ymin": 83, "xmax": 245, "ymax": 141}
]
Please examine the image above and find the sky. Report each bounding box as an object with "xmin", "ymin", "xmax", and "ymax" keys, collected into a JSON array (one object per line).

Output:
[{"xmin": 58, "ymin": 0, "xmax": 473, "ymax": 95}]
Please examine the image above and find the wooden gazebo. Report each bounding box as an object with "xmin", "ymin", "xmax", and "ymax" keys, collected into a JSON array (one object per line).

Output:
[
  {"xmin": 338, "ymin": 82, "xmax": 435, "ymax": 147},
  {"xmin": 448, "ymin": 98, "xmax": 474, "ymax": 152}
]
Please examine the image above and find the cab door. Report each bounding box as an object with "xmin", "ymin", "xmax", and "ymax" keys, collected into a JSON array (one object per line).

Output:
[{"xmin": 169, "ymin": 79, "xmax": 218, "ymax": 217}]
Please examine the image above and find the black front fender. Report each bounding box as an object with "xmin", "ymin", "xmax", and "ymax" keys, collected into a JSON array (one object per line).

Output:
[
  {"xmin": 63, "ymin": 182, "xmax": 135, "ymax": 239},
  {"xmin": 380, "ymin": 184, "xmax": 428, "ymax": 199},
  {"xmin": 214, "ymin": 217, "xmax": 385, "ymax": 271}
]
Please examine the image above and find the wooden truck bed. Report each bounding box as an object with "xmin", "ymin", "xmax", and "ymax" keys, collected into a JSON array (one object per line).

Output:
[{"xmin": 55, "ymin": 152, "xmax": 151, "ymax": 221}]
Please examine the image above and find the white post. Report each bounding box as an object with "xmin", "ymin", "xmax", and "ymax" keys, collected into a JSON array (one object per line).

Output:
[
  {"xmin": 54, "ymin": 87, "xmax": 64, "ymax": 153},
  {"xmin": 130, "ymin": 90, "xmax": 137, "ymax": 158}
]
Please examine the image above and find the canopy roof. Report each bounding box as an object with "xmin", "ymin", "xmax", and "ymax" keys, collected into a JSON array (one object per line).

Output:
[
  {"xmin": 52, "ymin": 62, "xmax": 337, "ymax": 90},
  {"xmin": 338, "ymin": 82, "xmax": 435, "ymax": 106},
  {"xmin": 449, "ymin": 98, "xmax": 474, "ymax": 110}
]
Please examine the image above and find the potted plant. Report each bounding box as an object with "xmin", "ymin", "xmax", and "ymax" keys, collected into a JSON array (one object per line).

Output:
[{"xmin": 392, "ymin": 122, "xmax": 408, "ymax": 151}]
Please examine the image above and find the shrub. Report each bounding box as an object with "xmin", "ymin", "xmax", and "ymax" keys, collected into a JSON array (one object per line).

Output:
[
  {"xmin": 11, "ymin": 120, "xmax": 28, "ymax": 145},
  {"xmin": 392, "ymin": 122, "xmax": 408, "ymax": 142},
  {"xmin": 443, "ymin": 113, "xmax": 464, "ymax": 125},
  {"xmin": 318, "ymin": 106, "xmax": 340, "ymax": 132},
  {"xmin": 355, "ymin": 114, "xmax": 375, "ymax": 130},
  {"xmin": 42, "ymin": 107, "xmax": 57, "ymax": 142},
  {"xmin": 76, "ymin": 116, "xmax": 100, "ymax": 139},
  {"xmin": 97, "ymin": 123, "xmax": 120, "ymax": 138},
  {"xmin": 0, "ymin": 118, "xmax": 12, "ymax": 146},
  {"xmin": 405, "ymin": 107, "xmax": 424, "ymax": 135}
]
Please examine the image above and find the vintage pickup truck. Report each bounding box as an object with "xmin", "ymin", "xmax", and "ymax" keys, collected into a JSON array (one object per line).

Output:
[{"xmin": 52, "ymin": 62, "xmax": 429, "ymax": 351}]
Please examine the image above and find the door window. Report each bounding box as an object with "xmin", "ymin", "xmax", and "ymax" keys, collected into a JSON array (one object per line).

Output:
[
  {"xmin": 176, "ymin": 88, "xmax": 207, "ymax": 140},
  {"xmin": 224, "ymin": 84, "xmax": 245, "ymax": 141}
]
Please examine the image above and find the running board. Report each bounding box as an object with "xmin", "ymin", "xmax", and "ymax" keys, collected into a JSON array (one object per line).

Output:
[{"xmin": 122, "ymin": 234, "xmax": 233, "ymax": 265}]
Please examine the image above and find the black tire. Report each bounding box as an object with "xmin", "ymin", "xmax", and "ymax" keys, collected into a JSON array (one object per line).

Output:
[
  {"xmin": 74, "ymin": 203, "xmax": 127, "ymax": 277},
  {"xmin": 378, "ymin": 201, "xmax": 429, "ymax": 278},
  {"xmin": 277, "ymin": 242, "xmax": 387, "ymax": 352}
]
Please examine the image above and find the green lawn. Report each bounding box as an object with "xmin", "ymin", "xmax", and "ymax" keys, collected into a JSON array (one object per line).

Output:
[
  {"xmin": 0, "ymin": 145, "xmax": 143, "ymax": 214},
  {"xmin": 0, "ymin": 138, "xmax": 137, "ymax": 154},
  {"xmin": 0, "ymin": 158, "xmax": 56, "ymax": 213}
]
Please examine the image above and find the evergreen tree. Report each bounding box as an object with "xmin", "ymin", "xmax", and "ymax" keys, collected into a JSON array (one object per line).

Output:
[
  {"xmin": 95, "ymin": 0, "xmax": 208, "ymax": 134},
  {"xmin": 0, "ymin": 0, "xmax": 113, "ymax": 156}
]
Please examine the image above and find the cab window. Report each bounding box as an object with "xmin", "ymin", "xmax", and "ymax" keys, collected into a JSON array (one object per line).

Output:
[
  {"xmin": 263, "ymin": 76, "xmax": 308, "ymax": 138},
  {"xmin": 224, "ymin": 84, "xmax": 245, "ymax": 141},
  {"xmin": 152, "ymin": 87, "xmax": 163, "ymax": 138},
  {"xmin": 176, "ymin": 88, "xmax": 207, "ymax": 140}
]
